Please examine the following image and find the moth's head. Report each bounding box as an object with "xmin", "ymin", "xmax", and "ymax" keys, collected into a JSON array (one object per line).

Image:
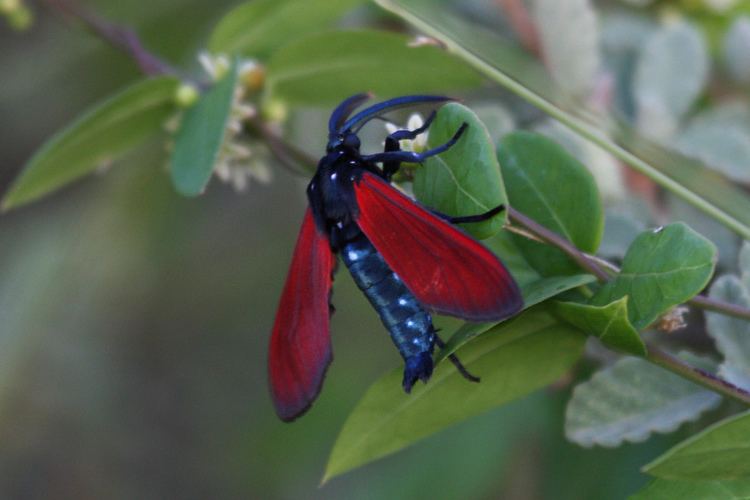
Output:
[{"xmin": 326, "ymin": 130, "xmax": 360, "ymax": 153}]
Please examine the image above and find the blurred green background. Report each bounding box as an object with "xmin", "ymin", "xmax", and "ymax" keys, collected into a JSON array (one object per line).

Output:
[{"xmin": 0, "ymin": 1, "xmax": 693, "ymax": 498}]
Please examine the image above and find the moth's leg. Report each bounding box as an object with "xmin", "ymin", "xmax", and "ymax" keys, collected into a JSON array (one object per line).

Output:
[
  {"xmin": 363, "ymin": 122, "xmax": 468, "ymax": 165},
  {"xmin": 430, "ymin": 204, "xmax": 506, "ymax": 224},
  {"xmin": 382, "ymin": 111, "xmax": 437, "ymax": 181},
  {"xmin": 433, "ymin": 333, "xmax": 480, "ymax": 383}
]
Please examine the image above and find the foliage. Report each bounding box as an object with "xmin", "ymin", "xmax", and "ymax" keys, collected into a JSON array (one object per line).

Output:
[{"xmin": 6, "ymin": 0, "xmax": 750, "ymax": 497}]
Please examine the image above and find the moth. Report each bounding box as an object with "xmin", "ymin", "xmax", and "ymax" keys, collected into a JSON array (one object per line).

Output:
[{"xmin": 269, "ymin": 94, "xmax": 522, "ymax": 421}]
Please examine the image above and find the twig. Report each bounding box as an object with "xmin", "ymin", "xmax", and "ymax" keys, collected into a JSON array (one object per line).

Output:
[
  {"xmin": 245, "ymin": 118, "xmax": 314, "ymax": 176},
  {"xmin": 689, "ymin": 295, "xmax": 750, "ymax": 322},
  {"xmin": 42, "ymin": 0, "xmax": 177, "ymax": 77},
  {"xmin": 507, "ymin": 207, "xmax": 610, "ymax": 281},
  {"xmin": 507, "ymin": 207, "xmax": 750, "ymax": 322},
  {"xmin": 647, "ymin": 346, "xmax": 750, "ymax": 406}
]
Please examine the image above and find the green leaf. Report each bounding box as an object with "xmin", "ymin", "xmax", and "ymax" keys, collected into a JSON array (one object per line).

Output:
[
  {"xmin": 706, "ymin": 276, "xmax": 750, "ymax": 389},
  {"xmin": 412, "ymin": 103, "xmax": 506, "ymax": 239},
  {"xmin": 592, "ymin": 223, "xmax": 716, "ymax": 330},
  {"xmin": 265, "ymin": 30, "xmax": 482, "ymax": 106},
  {"xmin": 553, "ymin": 297, "xmax": 647, "ymax": 356},
  {"xmin": 632, "ymin": 478, "xmax": 750, "ymax": 500},
  {"xmin": 373, "ymin": 0, "xmax": 750, "ymax": 241},
  {"xmin": 208, "ymin": 0, "xmax": 362, "ymax": 58},
  {"xmin": 3, "ymin": 77, "xmax": 178, "ymax": 210},
  {"xmin": 498, "ymin": 131, "xmax": 604, "ymax": 276},
  {"xmin": 437, "ymin": 273, "xmax": 595, "ymax": 363},
  {"xmin": 170, "ymin": 62, "xmax": 238, "ymax": 196},
  {"xmin": 643, "ymin": 411, "xmax": 750, "ymax": 480},
  {"xmin": 323, "ymin": 306, "xmax": 584, "ymax": 483},
  {"xmin": 565, "ymin": 356, "xmax": 721, "ymax": 448}
]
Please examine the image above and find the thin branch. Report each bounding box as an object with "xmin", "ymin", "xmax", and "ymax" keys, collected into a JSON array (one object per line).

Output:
[
  {"xmin": 508, "ymin": 207, "xmax": 750, "ymax": 322},
  {"xmin": 647, "ymin": 346, "xmax": 750, "ymax": 406},
  {"xmin": 43, "ymin": 0, "xmax": 177, "ymax": 77},
  {"xmin": 245, "ymin": 118, "xmax": 314, "ymax": 176},
  {"xmin": 690, "ymin": 295, "xmax": 750, "ymax": 322},
  {"xmin": 507, "ymin": 207, "xmax": 610, "ymax": 281}
]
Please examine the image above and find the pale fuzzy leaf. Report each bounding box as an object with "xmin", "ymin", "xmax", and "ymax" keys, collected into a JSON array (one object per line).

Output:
[
  {"xmin": 706, "ymin": 275, "xmax": 750, "ymax": 389},
  {"xmin": 724, "ymin": 17, "xmax": 750, "ymax": 84},
  {"xmin": 687, "ymin": 101, "xmax": 750, "ymax": 135},
  {"xmin": 676, "ymin": 117, "xmax": 750, "ymax": 183},
  {"xmin": 532, "ymin": 0, "xmax": 600, "ymax": 98},
  {"xmin": 740, "ymin": 241, "xmax": 750, "ymax": 290},
  {"xmin": 601, "ymin": 12, "xmax": 656, "ymax": 53},
  {"xmin": 719, "ymin": 364, "xmax": 750, "ymax": 392},
  {"xmin": 535, "ymin": 119, "xmax": 626, "ymax": 202},
  {"xmin": 636, "ymin": 95, "xmax": 679, "ymax": 142},
  {"xmin": 565, "ymin": 356, "xmax": 721, "ymax": 448},
  {"xmin": 634, "ymin": 21, "xmax": 709, "ymax": 138}
]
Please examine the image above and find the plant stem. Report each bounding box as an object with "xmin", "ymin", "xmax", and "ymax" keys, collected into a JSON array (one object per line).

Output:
[
  {"xmin": 374, "ymin": 0, "xmax": 750, "ymax": 241},
  {"xmin": 647, "ymin": 346, "xmax": 750, "ymax": 406},
  {"xmin": 690, "ymin": 295, "xmax": 750, "ymax": 321},
  {"xmin": 43, "ymin": 0, "xmax": 178, "ymax": 77},
  {"xmin": 507, "ymin": 207, "xmax": 750, "ymax": 322},
  {"xmin": 507, "ymin": 207, "xmax": 609, "ymax": 281}
]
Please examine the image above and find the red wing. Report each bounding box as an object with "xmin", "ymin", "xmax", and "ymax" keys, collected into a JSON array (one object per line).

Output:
[
  {"xmin": 354, "ymin": 172, "xmax": 522, "ymax": 322},
  {"xmin": 269, "ymin": 208, "xmax": 336, "ymax": 421}
]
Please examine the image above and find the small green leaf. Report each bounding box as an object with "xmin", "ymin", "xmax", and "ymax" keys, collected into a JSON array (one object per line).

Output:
[
  {"xmin": 553, "ymin": 297, "xmax": 646, "ymax": 356},
  {"xmin": 3, "ymin": 77, "xmax": 179, "ymax": 210},
  {"xmin": 643, "ymin": 411, "xmax": 750, "ymax": 480},
  {"xmin": 521, "ymin": 274, "xmax": 596, "ymax": 309},
  {"xmin": 170, "ymin": 62, "xmax": 238, "ymax": 196},
  {"xmin": 566, "ymin": 356, "xmax": 721, "ymax": 448},
  {"xmin": 323, "ymin": 306, "xmax": 584, "ymax": 483},
  {"xmin": 265, "ymin": 30, "xmax": 482, "ymax": 106},
  {"xmin": 208, "ymin": 0, "xmax": 362, "ymax": 57},
  {"xmin": 592, "ymin": 223, "xmax": 716, "ymax": 330},
  {"xmin": 412, "ymin": 103, "xmax": 506, "ymax": 239},
  {"xmin": 706, "ymin": 275, "xmax": 750, "ymax": 389},
  {"xmin": 436, "ymin": 274, "xmax": 594, "ymax": 363},
  {"xmin": 499, "ymin": 131, "xmax": 604, "ymax": 276},
  {"xmin": 632, "ymin": 478, "xmax": 750, "ymax": 500}
]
